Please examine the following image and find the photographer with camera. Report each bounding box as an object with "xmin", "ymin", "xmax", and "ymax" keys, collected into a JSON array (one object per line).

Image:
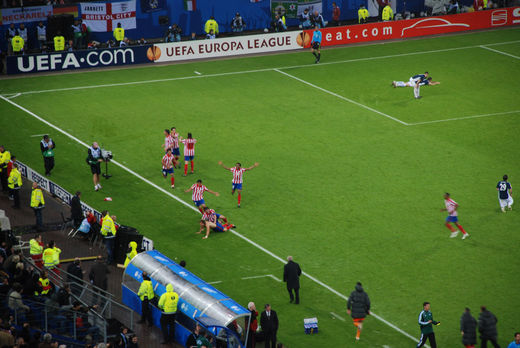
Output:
[
  {"xmin": 86, "ymin": 142, "xmax": 104, "ymax": 191},
  {"xmin": 164, "ymin": 24, "xmax": 182, "ymax": 42}
]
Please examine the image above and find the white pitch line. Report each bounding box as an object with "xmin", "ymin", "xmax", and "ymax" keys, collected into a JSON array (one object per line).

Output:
[
  {"xmin": 330, "ymin": 312, "xmax": 346, "ymax": 322},
  {"xmin": 208, "ymin": 280, "xmax": 223, "ymax": 284},
  {"xmin": 408, "ymin": 110, "xmax": 520, "ymax": 126},
  {"xmin": 5, "ymin": 93, "xmax": 21, "ymax": 99},
  {"xmin": 30, "ymin": 134, "xmax": 47, "ymax": 137},
  {"xmin": 0, "ymin": 94, "xmax": 422, "ymax": 345},
  {"xmin": 274, "ymin": 68, "xmax": 408, "ymax": 126},
  {"xmin": 267, "ymin": 274, "xmax": 282, "ymax": 282},
  {"xmin": 479, "ymin": 45, "xmax": 520, "ymax": 60},
  {"xmin": 194, "ymin": 71, "xmax": 201, "ymax": 75},
  {"xmin": 5, "ymin": 39, "xmax": 520, "ymax": 97}
]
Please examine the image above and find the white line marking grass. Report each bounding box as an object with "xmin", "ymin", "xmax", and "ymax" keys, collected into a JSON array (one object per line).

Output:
[
  {"xmin": 30, "ymin": 134, "xmax": 47, "ymax": 137},
  {"xmin": 274, "ymin": 68, "xmax": 409, "ymax": 126},
  {"xmin": 194, "ymin": 71, "xmax": 201, "ymax": 75},
  {"xmin": 330, "ymin": 312, "xmax": 346, "ymax": 322},
  {"xmin": 479, "ymin": 45, "xmax": 520, "ymax": 60},
  {"xmin": 5, "ymin": 40, "xmax": 520, "ymax": 97},
  {"xmin": 408, "ymin": 110, "xmax": 520, "ymax": 126},
  {"xmin": 0, "ymin": 93, "xmax": 422, "ymax": 344}
]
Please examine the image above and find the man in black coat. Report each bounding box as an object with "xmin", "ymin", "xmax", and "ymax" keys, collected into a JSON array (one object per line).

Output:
[
  {"xmin": 260, "ymin": 304, "xmax": 278, "ymax": 348},
  {"xmin": 67, "ymin": 257, "xmax": 84, "ymax": 296},
  {"xmin": 347, "ymin": 282, "xmax": 370, "ymax": 341},
  {"xmin": 70, "ymin": 191, "xmax": 83, "ymax": 227},
  {"xmin": 283, "ymin": 256, "xmax": 301, "ymax": 304},
  {"xmin": 461, "ymin": 307, "xmax": 477, "ymax": 347},
  {"xmin": 478, "ymin": 306, "xmax": 500, "ymax": 348}
]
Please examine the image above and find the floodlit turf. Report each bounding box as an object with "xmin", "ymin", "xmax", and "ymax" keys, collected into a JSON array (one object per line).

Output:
[{"xmin": 2, "ymin": 27, "xmax": 520, "ymax": 347}]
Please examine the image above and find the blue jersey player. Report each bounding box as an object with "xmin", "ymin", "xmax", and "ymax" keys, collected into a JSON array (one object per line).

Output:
[
  {"xmin": 311, "ymin": 25, "xmax": 322, "ymax": 63},
  {"xmin": 497, "ymin": 174, "xmax": 513, "ymax": 212}
]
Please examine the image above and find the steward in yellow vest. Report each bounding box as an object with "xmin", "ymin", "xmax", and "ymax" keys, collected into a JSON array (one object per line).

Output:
[
  {"xmin": 124, "ymin": 241, "xmax": 138, "ymax": 267},
  {"xmin": 31, "ymin": 182, "xmax": 46, "ymax": 231},
  {"xmin": 38, "ymin": 271, "xmax": 52, "ymax": 295},
  {"xmin": 43, "ymin": 240, "xmax": 61, "ymax": 273},
  {"xmin": 137, "ymin": 273, "xmax": 155, "ymax": 326},
  {"xmin": 358, "ymin": 5, "xmax": 369, "ymax": 24},
  {"xmin": 204, "ymin": 17, "xmax": 219, "ymax": 35},
  {"xmin": 101, "ymin": 211, "xmax": 117, "ymax": 264},
  {"xmin": 12, "ymin": 34, "xmax": 24, "ymax": 54},
  {"xmin": 54, "ymin": 33, "xmax": 65, "ymax": 51},
  {"xmin": 114, "ymin": 23, "xmax": 125, "ymax": 42},
  {"xmin": 8, "ymin": 163, "xmax": 22, "ymax": 208},
  {"xmin": 382, "ymin": 5, "xmax": 394, "ymax": 21},
  {"xmin": 0, "ymin": 146, "xmax": 11, "ymax": 192},
  {"xmin": 30, "ymin": 234, "xmax": 44, "ymax": 268},
  {"xmin": 158, "ymin": 283, "xmax": 179, "ymax": 343}
]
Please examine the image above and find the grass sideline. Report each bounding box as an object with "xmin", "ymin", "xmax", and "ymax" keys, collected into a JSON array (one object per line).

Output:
[{"xmin": 1, "ymin": 27, "xmax": 520, "ymax": 347}]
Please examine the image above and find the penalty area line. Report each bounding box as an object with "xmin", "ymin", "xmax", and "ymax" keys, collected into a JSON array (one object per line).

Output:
[
  {"xmin": 330, "ymin": 312, "xmax": 346, "ymax": 322},
  {"xmin": 479, "ymin": 45, "xmax": 520, "ymax": 60},
  {"xmin": 0, "ymin": 94, "xmax": 422, "ymax": 345}
]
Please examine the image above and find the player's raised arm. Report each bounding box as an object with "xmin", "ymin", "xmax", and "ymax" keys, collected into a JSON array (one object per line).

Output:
[
  {"xmin": 218, "ymin": 161, "xmax": 231, "ymax": 170},
  {"xmin": 185, "ymin": 186, "xmax": 193, "ymax": 193},
  {"xmin": 245, "ymin": 162, "xmax": 259, "ymax": 171},
  {"xmin": 207, "ymin": 188, "xmax": 220, "ymax": 197}
]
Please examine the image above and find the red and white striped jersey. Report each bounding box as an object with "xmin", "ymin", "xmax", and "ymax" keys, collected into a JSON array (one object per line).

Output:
[
  {"xmin": 182, "ymin": 138, "xmax": 197, "ymax": 156},
  {"xmin": 230, "ymin": 167, "xmax": 246, "ymax": 184},
  {"xmin": 202, "ymin": 208, "xmax": 216, "ymax": 221},
  {"xmin": 191, "ymin": 183, "xmax": 207, "ymax": 201},
  {"xmin": 445, "ymin": 198, "xmax": 458, "ymax": 216},
  {"xmin": 162, "ymin": 153, "xmax": 175, "ymax": 169},
  {"xmin": 171, "ymin": 131, "xmax": 179, "ymax": 149},
  {"xmin": 164, "ymin": 135, "xmax": 173, "ymax": 150}
]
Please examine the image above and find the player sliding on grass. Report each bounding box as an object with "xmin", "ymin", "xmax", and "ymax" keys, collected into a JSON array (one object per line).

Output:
[
  {"xmin": 441, "ymin": 193, "xmax": 469, "ymax": 239},
  {"xmin": 197, "ymin": 207, "xmax": 235, "ymax": 239},
  {"xmin": 162, "ymin": 148, "xmax": 177, "ymax": 188},
  {"xmin": 310, "ymin": 25, "xmax": 322, "ymax": 64},
  {"xmin": 185, "ymin": 179, "xmax": 219, "ymax": 213},
  {"xmin": 180, "ymin": 132, "xmax": 197, "ymax": 176},
  {"xmin": 218, "ymin": 161, "xmax": 259, "ymax": 207},
  {"xmin": 392, "ymin": 72, "xmax": 439, "ymax": 99}
]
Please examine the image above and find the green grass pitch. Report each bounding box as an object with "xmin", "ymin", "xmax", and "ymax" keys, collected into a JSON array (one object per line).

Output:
[{"xmin": 1, "ymin": 27, "xmax": 519, "ymax": 347}]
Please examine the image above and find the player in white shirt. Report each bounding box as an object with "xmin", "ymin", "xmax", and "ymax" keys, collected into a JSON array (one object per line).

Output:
[{"xmin": 440, "ymin": 193, "xmax": 469, "ymax": 239}]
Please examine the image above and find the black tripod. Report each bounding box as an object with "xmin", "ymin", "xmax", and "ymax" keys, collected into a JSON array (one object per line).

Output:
[{"xmin": 102, "ymin": 160, "xmax": 112, "ymax": 179}]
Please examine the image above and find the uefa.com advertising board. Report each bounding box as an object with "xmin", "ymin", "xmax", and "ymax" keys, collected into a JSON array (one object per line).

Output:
[{"xmin": 6, "ymin": 7, "xmax": 520, "ymax": 74}]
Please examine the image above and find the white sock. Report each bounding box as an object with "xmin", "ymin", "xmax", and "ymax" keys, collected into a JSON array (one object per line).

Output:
[
  {"xmin": 414, "ymin": 85, "xmax": 420, "ymax": 98},
  {"xmin": 395, "ymin": 81, "xmax": 406, "ymax": 87}
]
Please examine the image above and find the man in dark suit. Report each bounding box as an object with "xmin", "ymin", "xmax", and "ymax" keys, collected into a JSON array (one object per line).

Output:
[
  {"xmin": 283, "ymin": 256, "xmax": 302, "ymax": 304},
  {"xmin": 70, "ymin": 191, "xmax": 84, "ymax": 227},
  {"xmin": 260, "ymin": 304, "xmax": 278, "ymax": 348}
]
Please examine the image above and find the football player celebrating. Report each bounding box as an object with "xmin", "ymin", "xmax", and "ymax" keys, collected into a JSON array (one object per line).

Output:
[
  {"xmin": 185, "ymin": 179, "xmax": 219, "ymax": 213},
  {"xmin": 162, "ymin": 148, "xmax": 177, "ymax": 188},
  {"xmin": 198, "ymin": 207, "xmax": 235, "ymax": 239},
  {"xmin": 218, "ymin": 161, "xmax": 259, "ymax": 207}
]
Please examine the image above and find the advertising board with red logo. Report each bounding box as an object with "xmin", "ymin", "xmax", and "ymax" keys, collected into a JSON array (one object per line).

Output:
[
  {"xmin": 80, "ymin": 0, "xmax": 136, "ymax": 32},
  {"xmin": 301, "ymin": 7, "xmax": 520, "ymax": 48}
]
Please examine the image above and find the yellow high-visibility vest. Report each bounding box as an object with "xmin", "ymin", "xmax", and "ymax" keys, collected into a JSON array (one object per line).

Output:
[
  {"xmin": 124, "ymin": 241, "xmax": 138, "ymax": 267},
  {"xmin": 158, "ymin": 284, "xmax": 179, "ymax": 313},
  {"xmin": 30, "ymin": 239, "xmax": 43, "ymax": 256},
  {"xmin": 54, "ymin": 36, "xmax": 65, "ymax": 51},
  {"xmin": 382, "ymin": 5, "xmax": 393, "ymax": 21},
  {"xmin": 358, "ymin": 8, "xmax": 369, "ymax": 23},
  {"xmin": 114, "ymin": 27, "xmax": 125, "ymax": 41},
  {"xmin": 52, "ymin": 247, "xmax": 61, "ymax": 266},
  {"xmin": 204, "ymin": 19, "xmax": 219, "ymax": 34},
  {"xmin": 31, "ymin": 188, "xmax": 45, "ymax": 208},
  {"xmin": 138, "ymin": 280, "xmax": 155, "ymax": 301},
  {"xmin": 43, "ymin": 247, "xmax": 55, "ymax": 268},
  {"xmin": 39, "ymin": 277, "xmax": 51, "ymax": 295},
  {"xmin": 101, "ymin": 214, "xmax": 116, "ymax": 237},
  {"xmin": 0, "ymin": 150, "xmax": 10, "ymax": 172},
  {"xmin": 12, "ymin": 35, "xmax": 24, "ymax": 52},
  {"xmin": 7, "ymin": 168, "xmax": 22, "ymax": 189}
]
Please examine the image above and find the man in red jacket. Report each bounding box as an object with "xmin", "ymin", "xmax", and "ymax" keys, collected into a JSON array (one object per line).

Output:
[{"xmin": 332, "ymin": 2, "xmax": 341, "ymax": 26}]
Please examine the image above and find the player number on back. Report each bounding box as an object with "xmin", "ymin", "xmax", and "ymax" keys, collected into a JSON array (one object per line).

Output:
[{"xmin": 499, "ymin": 183, "xmax": 507, "ymax": 191}]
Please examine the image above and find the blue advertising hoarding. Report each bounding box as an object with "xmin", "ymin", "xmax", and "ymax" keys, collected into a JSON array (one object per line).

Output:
[{"xmin": 6, "ymin": 44, "xmax": 152, "ymax": 74}]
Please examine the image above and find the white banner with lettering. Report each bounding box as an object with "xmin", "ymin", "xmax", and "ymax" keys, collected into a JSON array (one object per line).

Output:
[
  {"xmin": 152, "ymin": 31, "xmax": 303, "ymax": 63},
  {"xmin": 80, "ymin": 0, "xmax": 136, "ymax": 32}
]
